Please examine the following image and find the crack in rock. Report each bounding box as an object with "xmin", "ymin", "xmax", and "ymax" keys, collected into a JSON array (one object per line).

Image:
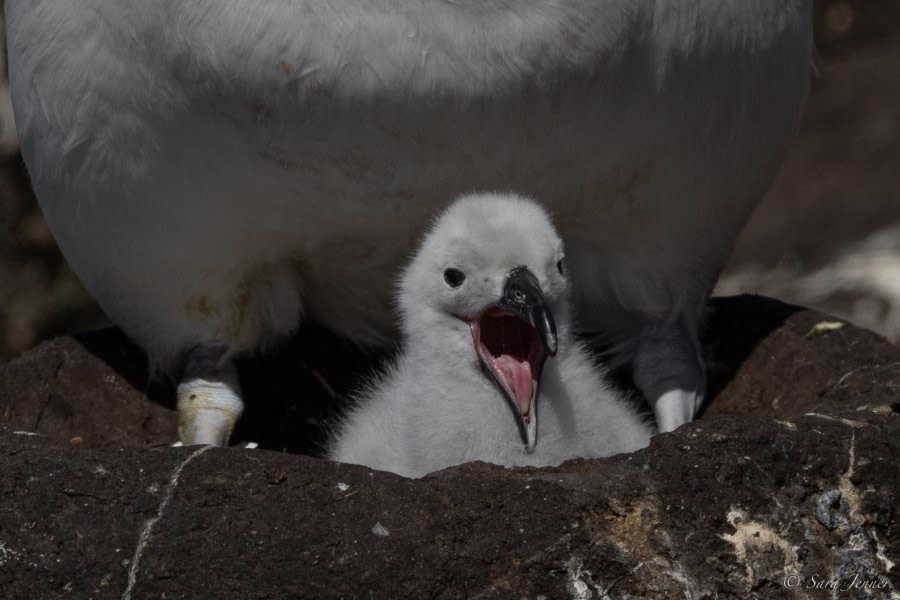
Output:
[
  {"xmin": 805, "ymin": 413, "xmax": 871, "ymax": 429},
  {"xmin": 121, "ymin": 445, "xmax": 212, "ymax": 600}
]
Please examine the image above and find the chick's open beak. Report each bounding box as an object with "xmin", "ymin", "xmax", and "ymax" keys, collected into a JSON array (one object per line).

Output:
[{"xmin": 470, "ymin": 266, "xmax": 558, "ymax": 453}]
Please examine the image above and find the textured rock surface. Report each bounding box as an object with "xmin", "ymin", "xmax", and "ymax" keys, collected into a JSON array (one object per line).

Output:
[{"xmin": 0, "ymin": 295, "xmax": 898, "ymax": 599}]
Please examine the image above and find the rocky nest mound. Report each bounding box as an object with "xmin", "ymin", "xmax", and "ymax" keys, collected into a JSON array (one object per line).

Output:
[{"xmin": 0, "ymin": 295, "xmax": 897, "ymax": 599}]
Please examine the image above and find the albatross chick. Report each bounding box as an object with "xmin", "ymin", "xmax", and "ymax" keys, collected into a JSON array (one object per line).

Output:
[{"xmin": 328, "ymin": 193, "xmax": 653, "ymax": 478}]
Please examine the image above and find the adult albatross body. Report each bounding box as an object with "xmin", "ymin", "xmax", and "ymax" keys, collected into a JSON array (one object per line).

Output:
[{"xmin": 5, "ymin": 1, "xmax": 813, "ymax": 443}]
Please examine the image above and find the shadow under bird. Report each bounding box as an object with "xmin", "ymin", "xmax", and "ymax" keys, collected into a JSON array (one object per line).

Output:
[
  {"xmin": 5, "ymin": 0, "xmax": 813, "ymax": 445},
  {"xmin": 328, "ymin": 193, "xmax": 653, "ymax": 478}
]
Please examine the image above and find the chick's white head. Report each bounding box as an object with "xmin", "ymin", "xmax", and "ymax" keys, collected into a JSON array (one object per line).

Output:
[{"xmin": 399, "ymin": 192, "xmax": 568, "ymax": 327}]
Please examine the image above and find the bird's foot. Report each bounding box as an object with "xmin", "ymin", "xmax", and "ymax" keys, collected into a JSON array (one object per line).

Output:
[
  {"xmin": 631, "ymin": 321, "xmax": 706, "ymax": 433},
  {"xmin": 651, "ymin": 388, "xmax": 703, "ymax": 433},
  {"xmin": 176, "ymin": 343, "xmax": 243, "ymax": 446}
]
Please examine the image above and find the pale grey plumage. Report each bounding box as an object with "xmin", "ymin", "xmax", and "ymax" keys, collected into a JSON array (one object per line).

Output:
[
  {"xmin": 328, "ymin": 193, "xmax": 652, "ymax": 478},
  {"xmin": 5, "ymin": 1, "xmax": 813, "ymax": 444}
]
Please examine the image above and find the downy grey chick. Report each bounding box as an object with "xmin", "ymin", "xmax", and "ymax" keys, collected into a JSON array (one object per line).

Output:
[{"xmin": 328, "ymin": 193, "xmax": 653, "ymax": 477}]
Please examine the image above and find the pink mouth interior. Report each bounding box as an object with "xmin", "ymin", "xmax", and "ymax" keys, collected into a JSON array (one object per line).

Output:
[{"xmin": 471, "ymin": 307, "xmax": 545, "ymax": 418}]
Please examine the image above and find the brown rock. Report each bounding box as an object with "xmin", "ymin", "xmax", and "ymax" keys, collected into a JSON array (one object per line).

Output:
[{"xmin": 0, "ymin": 295, "xmax": 897, "ymax": 599}]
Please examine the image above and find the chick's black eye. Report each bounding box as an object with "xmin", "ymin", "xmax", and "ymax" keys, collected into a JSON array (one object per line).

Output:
[
  {"xmin": 556, "ymin": 259, "xmax": 564, "ymax": 275},
  {"xmin": 443, "ymin": 268, "xmax": 466, "ymax": 288}
]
